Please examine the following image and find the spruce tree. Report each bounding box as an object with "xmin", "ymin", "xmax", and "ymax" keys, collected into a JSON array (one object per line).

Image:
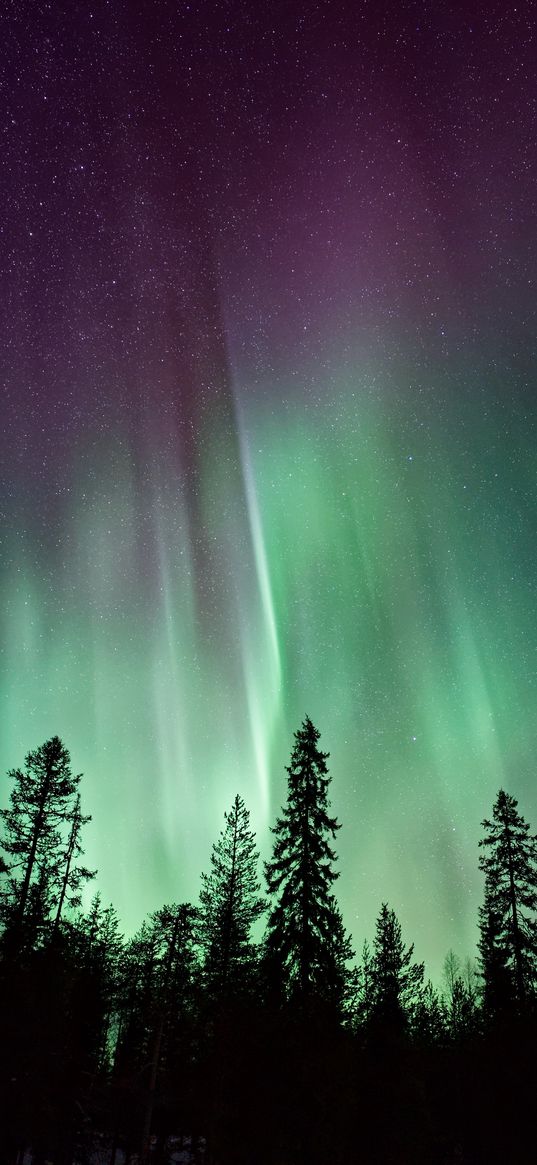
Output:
[
  {"xmin": 368, "ymin": 903, "xmax": 424, "ymax": 1037},
  {"xmin": 264, "ymin": 716, "xmax": 352, "ymax": 1011},
  {"xmin": 199, "ymin": 793, "xmax": 265, "ymax": 1000},
  {"xmin": 478, "ymin": 789, "xmax": 537, "ymax": 1015}
]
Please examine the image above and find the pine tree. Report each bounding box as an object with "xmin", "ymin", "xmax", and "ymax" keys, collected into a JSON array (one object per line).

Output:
[
  {"xmin": 368, "ymin": 904, "xmax": 424, "ymax": 1038},
  {"xmin": 264, "ymin": 716, "xmax": 352, "ymax": 1011},
  {"xmin": 478, "ymin": 789, "xmax": 537, "ymax": 1015},
  {"xmin": 199, "ymin": 793, "xmax": 265, "ymax": 1000},
  {"xmin": 0, "ymin": 737, "xmax": 85, "ymax": 952}
]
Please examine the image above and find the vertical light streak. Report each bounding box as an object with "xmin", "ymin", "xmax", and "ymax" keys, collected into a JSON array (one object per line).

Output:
[
  {"xmin": 235, "ymin": 406, "xmax": 283, "ymax": 819},
  {"xmin": 151, "ymin": 480, "xmax": 197, "ymax": 855}
]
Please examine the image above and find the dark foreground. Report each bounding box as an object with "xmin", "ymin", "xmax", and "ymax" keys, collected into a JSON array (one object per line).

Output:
[{"xmin": 2, "ymin": 1002, "xmax": 536, "ymax": 1165}]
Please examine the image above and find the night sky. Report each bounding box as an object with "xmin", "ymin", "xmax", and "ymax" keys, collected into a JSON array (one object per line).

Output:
[{"xmin": 2, "ymin": 0, "xmax": 537, "ymax": 981}]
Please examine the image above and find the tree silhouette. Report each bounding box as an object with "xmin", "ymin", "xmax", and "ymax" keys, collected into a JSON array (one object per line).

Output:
[
  {"xmin": 368, "ymin": 904, "xmax": 424, "ymax": 1039},
  {"xmin": 0, "ymin": 737, "xmax": 89, "ymax": 954},
  {"xmin": 478, "ymin": 789, "xmax": 537, "ymax": 1016},
  {"xmin": 139, "ymin": 903, "xmax": 199, "ymax": 1163},
  {"xmin": 199, "ymin": 793, "xmax": 265, "ymax": 1001},
  {"xmin": 411, "ymin": 979, "xmax": 447, "ymax": 1047},
  {"xmin": 108, "ymin": 903, "xmax": 199, "ymax": 1164},
  {"xmin": 72, "ymin": 893, "xmax": 124, "ymax": 1073},
  {"xmin": 264, "ymin": 716, "xmax": 352, "ymax": 1011},
  {"xmin": 0, "ymin": 744, "xmax": 99, "ymax": 1163},
  {"xmin": 51, "ymin": 793, "xmax": 96, "ymax": 938},
  {"xmin": 4, "ymin": 730, "xmax": 537, "ymax": 1164},
  {"xmin": 443, "ymin": 949, "xmax": 461, "ymax": 1000},
  {"xmin": 440, "ymin": 949, "xmax": 478, "ymax": 1042},
  {"xmin": 348, "ymin": 939, "xmax": 375, "ymax": 1034}
]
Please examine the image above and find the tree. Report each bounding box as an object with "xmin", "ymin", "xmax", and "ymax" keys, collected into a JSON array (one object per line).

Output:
[
  {"xmin": 478, "ymin": 789, "xmax": 537, "ymax": 1016},
  {"xmin": 138, "ymin": 904, "xmax": 199, "ymax": 1164},
  {"xmin": 442, "ymin": 949, "xmax": 461, "ymax": 1002},
  {"xmin": 368, "ymin": 904, "xmax": 424, "ymax": 1038},
  {"xmin": 448, "ymin": 976, "xmax": 479, "ymax": 1042},
  {"xmin": 0, "ymin": 737, "xmax": 86, "ymax": 952},
  {"xmin": 72, "ymin": 893, "xmax": 124, "ymax": 1073},
  {"xmin": 411, "ymin": 980, "xmax": 448, "ymax": 1047},
  {"xmin": 263, "ymin": 716, "xmax": 352, "ymax": 1011},
  {"xmin": 199, "ymin": 793, "xmax": 265, "ymax": 1001},
  {"xmin": 110, "ymin": 904, "xmax": 199, "ymax": 1165},
  {"xmin": 442, "ymin": 950, "xmax": 479, "ymax": 1042},
  {"xmin": 51, "ymin": 793, "xmax": 96, "ymax": 938},
  {"xmin": 462, "ymin": 954, "xmax": 479, "ymax": 1002}
]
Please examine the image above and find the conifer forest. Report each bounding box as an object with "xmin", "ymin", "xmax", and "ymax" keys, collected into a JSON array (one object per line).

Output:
[{"xmin": 1, "ymin": 721, "xmax": 536, "ymax": 1164}]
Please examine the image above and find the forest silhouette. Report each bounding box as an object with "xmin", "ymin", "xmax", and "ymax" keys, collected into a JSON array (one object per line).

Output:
[{"xmin": 1, "ymin": 720, "xmax": 536, "ymax": 1165}]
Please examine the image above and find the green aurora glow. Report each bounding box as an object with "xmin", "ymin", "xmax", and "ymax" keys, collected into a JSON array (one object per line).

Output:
[
  {"xmin": 2, "ymin": 1, "xmax": 537, "ymax": 986},
  {"xmin": 3, "ymin": 354, "xmax": 536, "ymax": 983}
]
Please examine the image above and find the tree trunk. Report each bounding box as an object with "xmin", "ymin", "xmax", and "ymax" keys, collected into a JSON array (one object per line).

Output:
[
  {"xmin": 52, "ymin": 797, "xmax": 79, "ymax": 936},
  {"xmin": 16, "ymin": 768, "xmax": 52, "ymax": 933}
]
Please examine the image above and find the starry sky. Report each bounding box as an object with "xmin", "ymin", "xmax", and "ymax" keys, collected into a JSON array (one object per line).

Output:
[{"xmin": 1, "ymin": 0, "xmax": 537, "ymax": 981}]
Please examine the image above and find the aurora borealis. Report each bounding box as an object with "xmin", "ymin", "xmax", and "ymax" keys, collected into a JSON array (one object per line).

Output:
[{"xmin": 1, "ymin": 2, "xmax": 537, "ymax": 981}]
